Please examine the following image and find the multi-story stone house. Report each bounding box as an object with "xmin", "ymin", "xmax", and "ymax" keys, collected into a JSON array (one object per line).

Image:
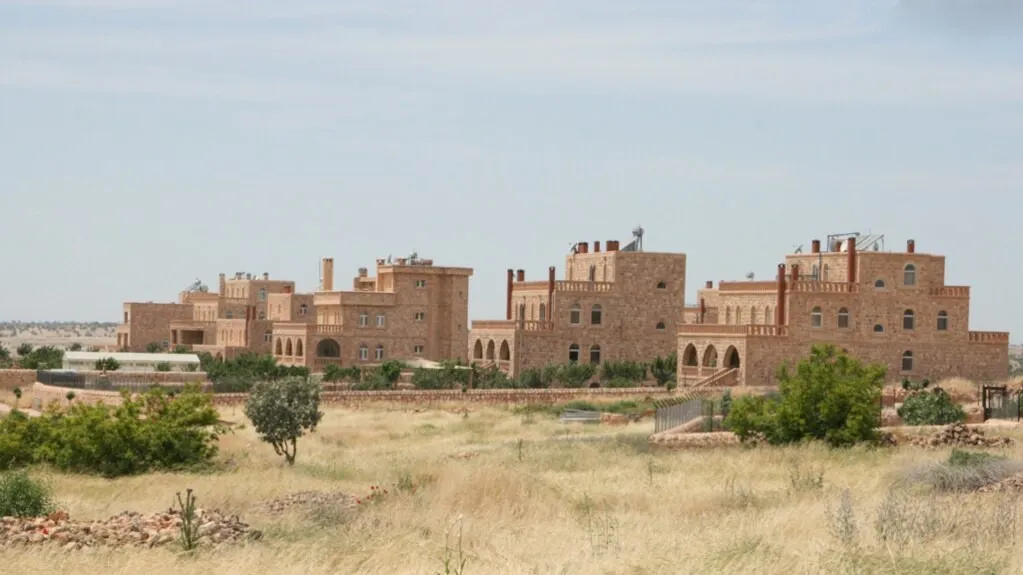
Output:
[
  {"xmin": 677, "ymin": 234, "xmax": 1010, "ymax": 387},
  {"xmin": 468, "ymin": 230, "xmax": 687, "ymax": 377},
  {"xmin": 270, "ymin": 254, "xmax": 473, "ymax": 371}
]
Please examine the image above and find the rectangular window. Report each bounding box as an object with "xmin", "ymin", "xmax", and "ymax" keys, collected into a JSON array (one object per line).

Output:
[
  {"xmin": 413, "ymin": 345, "xmax": 424, "ymax": 354},
  {"xmin": 359, "ymin": 347, "xmax": 368, "ymax": 360},
  {"xmin": 359, "ymin": 313, "xmax": 368, "ymax": 327},
  {"xmin": 415, "ymin": 279, "xmax": 427, "ymax": 288},
  {"xmin": 414, "ymin": 312, "xmax": 426, "ymax": 321},
  {"xmin": 376, "ymin": 314, "xmax": 385, "ymax": 327},
  {"xmin": 375, "ymin": 346, "xmax": 384, "ymax": 360}
]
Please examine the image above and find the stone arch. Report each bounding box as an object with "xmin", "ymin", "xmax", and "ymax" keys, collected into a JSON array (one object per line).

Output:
[
  {"xmin": 903, "ymin": 309, "xmax": 915, "ymax": 330},
  {"xmin": 764, "ymin": 305, "xmax": 772, "ymax": 325},
  {"xmin": 275, "ymin": 338, "xmax": 283, "ymax": 355},
  {"xmin": 702, "ymin": 345, "xmax": 718, "ymax": 368},
  {"xmin": 904, "ymin": 264, "xmax": 916, "ymax": 286},
  {"xmin": 682, "ymin": 344, "xmax": 698, "ymax": 366},
  {"xmin": 295, "ymin": 339, "xmax": 304, "ymax": 357},
  {"xmin": 724, "ymin": 346, "xmax": 740, "ymax": 369},
  {"xmin": 485, "ymin": 340, "xmax": 495, "ymax": 360},
  {"xmin": 473, "ymin": 339, "xmax": 484, "ymax": 359},
  {"xmin": 316, "ymin": 338, "xmax": 341, "ymax": 358},
  {"xmin": 285, "ymin": 338, "xmax": 293, "ymax": 356},
  {"xmin": 499, "ymin": 340, "xmax": 510, "ymax": 361}
]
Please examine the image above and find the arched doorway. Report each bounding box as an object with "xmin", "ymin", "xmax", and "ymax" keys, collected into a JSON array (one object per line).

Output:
[
  {"xmin": 724, "ymin": 346, "xmax": 740, "ymax": 369},
  {"xmin": 285, "ymin": 339, "xmax": 293, "ymax": 356},
  {"xmin": 499, "ymin": 340, "xmax": 510, "ymax": 361},
  {"xmin": 485, "ymin": 340, "xmax": 495, "ymax": 360},
  {"xmin": 275, "ymin": 339, "xmax": 283, "ymax": 355},
  {"xmin": 316, "ymin": 338, "xmax": 341, "ymax": 358},
  {"xmin": 702, "ymin": 345, "xmax": 718, "ymax": 368},
  {"xmin": 682, "ymin": 344, "xmax": 698, "ymax": 366},
  {"xmin": 295, "ymin": 339, "xmax": 304, "ymax": 357},
  {"xmin": 473, "ymin": 339, "xmax": 483, "ymax": 359}
]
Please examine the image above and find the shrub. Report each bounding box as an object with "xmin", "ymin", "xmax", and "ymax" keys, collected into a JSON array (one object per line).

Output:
[
  {"xmin": 0, "ymin": 471, "xmax": 55, "ymax": 517},
  {"xmin": 472, "ymin": 364, "xmax": 517, "ymax": 389},
  {"xmin": 351, "ymin": 374, "xmax": 394, "ymax": 391},
  {"xmin": 600, "ymin": 360, "xmax": 647, "ymax": 382},
  {"xmin": 603, "ymin": 377, "xmax": 635, "ymax": 388},
  {"xmin": 411, "ymin": 368, "xmax": 458, "ymax": 390},
  {"xmin": 17, "ymin": 346, "xmax": 63, "ymax": 370},
  {"xmin": 557, "ymin": 363, "xmax": 597, "ymax": 388},
  {"xmin": 378, "ymin": 361, "xmax": 405, "ymax": 385},
  {"xmin": 16, "ymin": 343, "xmax": 33, "ymax": 357},
  {"xmin": 897, "ymin": 388, "xmax": 965, "ymax": 426},
  {"xmin": 649, "ymin": 353, "xmax": 677, "ymax": 386},
  {"xmin": 155, "ymin": 362, "xmax": 172, "ymax": 372},
  {"xmin": 94, "ymin": 357, "xmax": 120, "ymax": 371},
  {"xmin": 245, "ymin": 376, "xmax": 323, "ymax": 465},
  {"xmin": 726, "ymin": 345, "xmax": 885, "ymax": 447},
  {"xmin": 904, "ymin": 449, "xmax": 1023, "ymax": 492}
]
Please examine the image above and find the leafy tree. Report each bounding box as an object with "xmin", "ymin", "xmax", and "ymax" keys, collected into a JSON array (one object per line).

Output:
[
  {"xmin": 171, "ymin": 345, "xmax": 190, "ymax": 354},
  {"xmin": 411, "ymin": 368, "xmax": 455, "ymax": 390},
  {"xmin": 378, "ymin": 360, "xmax": 404, "ymax": 384},
  {"xmin": 67, "ymin": 343, "xmax": 83, "ymax": 351},
  {"xmin": 323, "ymin": 364, "xmax": 361, "ymax": 383},
  {"xmin": 244, "ymin": 376, "xmax": 323, "ymax": 465},
  {"xmin": 145, "ymin": 342, "xmax": 166, "ymax": 353},
  {"xmin": 557, "ymin": 362, "xmax": 597, "ymax": 387},
  {"xmin": 0, "ymin": 345, "xmax": 11, "ymax": 368},
  {"xmin": 94, "ymin": 357, "xmax": 120, "ymax": 371},
  {"xmin": 155, "ymin": 362, "xmax": 172, "ymax": 372},
  {"xmin": 15, "ymin": 344, "xmax": 32, "ymax": 357},
  {"xmin": 17, "ymin": 346, "xmax": 63, "ymax": 370},
  {"xmin": 726, "ymin": 345, "xmax": 885, "ymax": 447},
  {"xmin": 600, "ymin": 360, "xmax": 647, "ymax": 382},
  {"xmin": 650, "ymin": 353, "xmax": 677, "ymax": 386},
  {"xmin": 898, "ymin": 388, "xmax": 965, "ymax": 426}
]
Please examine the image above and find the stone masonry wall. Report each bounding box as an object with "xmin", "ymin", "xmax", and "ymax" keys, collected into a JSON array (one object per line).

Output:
[
  {"xmin": 0, "ymin": 370, "xmax": 37, "ymax": 391},
  {"xmin": 122, "ymin": 303, "xmax": 193, "ymax": 351}
]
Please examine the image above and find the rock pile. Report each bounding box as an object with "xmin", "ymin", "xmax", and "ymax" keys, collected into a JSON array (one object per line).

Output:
[
  {"xmin": 905, "ymin": 422, "xmax": 1014, "ymax": 448},
  {"xmin": 262, "ymin": 491, "xmax": 357, "ymax": 514},
  {"xmin": 0, "ymin": 508, "xmax": 259, "ymax": 549},
  {"xmin": 978, "ymin": 473, "xmax": 1023, "ymax": 493}
]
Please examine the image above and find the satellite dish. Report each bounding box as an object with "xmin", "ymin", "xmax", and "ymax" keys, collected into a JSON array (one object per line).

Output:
[
  {"xmin": 793, "ymin": 244, "xmax": 803, "ymax": 254},
  {"xmin": 745, "ymin": 272, "xmax": 755, "ymax": 280}
]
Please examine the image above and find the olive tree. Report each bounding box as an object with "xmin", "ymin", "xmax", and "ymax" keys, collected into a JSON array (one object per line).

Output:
[{"xmin": 244, "ymin": 376, "xmax": 323, "ymax": 465}]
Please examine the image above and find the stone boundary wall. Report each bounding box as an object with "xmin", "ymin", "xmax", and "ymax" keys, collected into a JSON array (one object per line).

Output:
[{"xmin": 0, "ymin": 370, "xmax": 36, "ymax": 391}]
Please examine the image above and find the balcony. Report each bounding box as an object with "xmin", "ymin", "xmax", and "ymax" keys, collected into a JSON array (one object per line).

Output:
[
  {"xmin": 789, "ymin": 281, "xmax": 858, "ymax": 294},
  {"xmin": 718, "ymin": 281, "xmax": 778, "ymax": 293},
  {"xmin": 314, "ymin": 291, "xmax": 396, "ymax": 307},
  {"xmin": 313, "ymin": 357, "xmax": 343, "ymax": 367},
  {"xmin": 930, "ymin": 286, "xmax": 970, "ymax": 298},
  {"xmin": 968, "ymin": 331, "xmax": 1009, "ymax": 343},
  {"xmin": 555, "ymin": 280, "xmax": 614, "ymax": 293},
  {"xmin": 315, "ymin": 324, "xmax": 344, "ymax": 334},
  {"xmin": 471, "ymin": 320, "xmax": 517, "ymax": 330},
  {"xmin": 678, "ymin": 323, "xmax": 789, "ymax": 337}
]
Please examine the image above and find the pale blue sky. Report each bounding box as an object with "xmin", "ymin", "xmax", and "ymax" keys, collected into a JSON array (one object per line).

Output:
[{"xmin": 1, "ymin": 1, "xmax": 1021, "ymax": 340}]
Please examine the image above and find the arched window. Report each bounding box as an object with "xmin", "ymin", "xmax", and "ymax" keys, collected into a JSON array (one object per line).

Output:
[
  {"xmin": 823, "ymin": 264, "xmax": 830, "ymax": 281},
  {"xmin": 258, "ymin": 288, "xmax": 267, "ymax": 301},
  {"xmin": 275, "ymin": 339, "xmax": 283, "ymax": 355},
  {"xmin": 904, "ymin": 264, "xmax": 916, "ymax": 286},
  {"xmin": 359, "ymin": 311, "xmax": 369, "ymax": 326},
  {"xmin": 264, "ymin": 331, "xmax": 272, "ymax": 343},
  {"xmin": 568, "ymin": 344, "xmax": 580, "ymax": 362},
  {"xmin": 299, "ymin": 304, "xmax": 308, "ymax": 316},
  {"xmin": 359, "ymin": 344, "xmax": 369, "ymax": 361},
  {"xmin": 656, "ymin": 321, "xmax": 666, "ymax": 331},
  {"xmin": 903, "ymin": 309, "xmax": 915, "ymax": 330},
  {"xmin": 874, "ymin": 279, "xmax": 885, "ymax": 289},
  {"xmin": 750, "ymin": 306, "xmax": 758, "ymax": 324},
  {"xmin": 656, "ymin": 281, "xmax": 666, "ymax": 289},
  {"xmin": 285, "ymin": 339, "xmax": 293, "ymax": 355},
  {"xmin": 764, "ymin": 306, "xmax": 772, "ymax": 325},
  {"xmin": 837, "ymin": 308, "xmax": 849, "ymax": 328},
  {"xmin": 570, "ymin": 303, "xmax": 581, "ymax": 324},
  {"xmin": 588, "ymin": 265, "xmax": 596, "ymax": 281},
  {"xmin": 518, "ymin": 303, "xmax": 525, "ymax": 320},
  {"xmin": 590, "ymin": 304, "xmax": 602, "ymax": 325},
  {"xmin": 295, "ymin": 340, "xmax": 304, "ymax": 356},
  {"xmin": 538, "ymin": 303, "xmax": 547, "ymax": 321},
  {"xmin": 589, "ymin": 345, "xmax": 601, "ymax": 364},
  {"xmin": 874, "ymin": 324, "xmax": 884, "ymax": 333},
  {"xmin": 810, "ymin": 306, "xmax": 822, "ymax": 328},
  {"xmin": 735, "ymin": 307, "xmax": 743, "ymax": 324},
  {"xmin": 937, "ymin": 311, "xmax": 949, "ymax": 331},
  {"xmin": 811, "ymin": 264, "xmax": 819, "ymax": 280},
  {"xmin": 725, "ymin": 307, "xmax": 732, "ymax": 324},
  {"xmin": 375, "ymin": 344, "xmax": 384, "ymax": 360},
  {"xmin": 901, "ymin": 350, "xmax": 913, "ymax": 372}
]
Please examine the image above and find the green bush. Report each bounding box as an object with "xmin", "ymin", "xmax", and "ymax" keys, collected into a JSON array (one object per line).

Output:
[
  {"xmin": 411, "ymin": 368, "xmax": 456, "ymax": 390},
  {"xmin": 603, "ymin": 377, "xmax": 635, "ymax": 388},
  {"xmin": 155, "ymin": 362, "xmax": 172, "ymax": 372},
  {"xmin": 350, "ymin": 374, "xmax": 393, "ymax": 391},
  {"xmin": 600, "ymin": 360, "xmax": 647, "ymax": 382},
  {"xmin": 16, "ymin": 346, "xmax": 63, "ymax": 370},
  {"xmin": 0, "ymin": 471, "xmax": 56, "ymax": 517},
  {"xmin": 245, "ymin": 376, "xmax": 322, "ymax": 465},
  {"xmin": 650, "ymin": 353, "xmax": 677, "ymax": 386},
  {"xmin": 905, "ymin": 449, "xmax": 1023, "ymax": 492},
  {"xmin": 897, "ymin": 389, "xmax": 966, "ymax": 426},
  {"xmin": 726, "ymin": 345, "xmax": 885, "ymax": 447},
  {"xmin": 94, "ymin": 357, "xmax": 120, "ymax": 371},
  {"xmin": 199, "ymin": 352, "xmax": 309, "ymax": 384},
  {"xmin": 322, "ymin": 364, "xmax": 362, "ymax": 383},
  {"xmin": 472, "ymin": 364, "xmax": 517, "ymax": 389},
  {"xmin": 557, "ymin": 363, "xmax": 597, "ymax": 388},
  {"xmin": 0, "ymin": 386, "xmax": 224, "ymax": 477}
]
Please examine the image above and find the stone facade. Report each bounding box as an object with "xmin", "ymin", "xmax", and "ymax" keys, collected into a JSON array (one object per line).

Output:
[
  {"xmin": 469, "ymin": 237, "xmax": 686, "ymax": 377},
  {"xmin": 678, "ymin": 236, "xmax": 1010, "ymax": 386},
  {"xmin": 115, "ymin": 303, "xmax": 192, "ymax": 351},
  {"xmin": 271, "ymin": 256, "xmax": 473, "ymax": 371}
]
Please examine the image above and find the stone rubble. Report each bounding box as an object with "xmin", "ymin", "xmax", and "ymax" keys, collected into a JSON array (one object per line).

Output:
[
  {"xmin": 262, "ymin": 490, "xmax": 358, "ymax": 514},
  {"xmin": 904, "ymin": 422, "xmax": 1015, "ymax": 448},
  {"xmin": 0, "ymin": 507, "xmax": 260, "ymax": 550},
  {"xmin": 978, "ymin": 473, "xmax": 1023, "ymax": 493}
]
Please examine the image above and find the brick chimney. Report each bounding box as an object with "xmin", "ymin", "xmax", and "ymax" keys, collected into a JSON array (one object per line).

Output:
[
  {"xmin": 593, "ymin": 241, "xmax": 601, "ymax": 252},
  {"xmin": 607, "ymin": 240, "xmax": 619, "ymax": 251},
  {"xmin": 699, "ymin": 297, "xmax": 706, "ymax": 324},
  {"xmin": 776, "ymin": 264, "xmax": 787, "ymax": 326},
  {"xmin": 811, "ymin": 239, "xmax": 820, "ymax": 254},
  {"xmin": 547, "ymin": 266, "xmax": 556, "ymax": 321},
  {"xmin": 321, "ymin": 258, "xmax": 334, "ymax": 291},
  {"xmin": 263, "ymin": 272, "xmax": 269, "ymax": 280},
  {"xmin": 578, "ymin": 242, "xmax": 589, "ymax": 254},
  {"xmin": 907, "ymin": 239, "xmax": 915, "ymax": 253},
  {"xmin": 218, "ymin": 273, "xmax": 226, "ymax": 296},
  {"xmin": 506, "ymin": 269, "xmax": 514, "ymax": 320},
  {"xmin": 846, "ymin": 237, "xmax": 857, "ymax": 283},
  {"xmin": 791, "ymin": 264, "xmax": 799, "ymax": 282},
  {"xmin": 516, "ymin": 269, "xmax": 525, "ymax": 282}
]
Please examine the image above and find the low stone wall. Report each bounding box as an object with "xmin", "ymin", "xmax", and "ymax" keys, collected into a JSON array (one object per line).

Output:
[{"xmin": 0, "ymin": 370, "xmax": 37, "ymax": 391}]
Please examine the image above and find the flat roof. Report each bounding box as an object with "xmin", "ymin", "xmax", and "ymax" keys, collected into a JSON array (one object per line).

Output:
[{"xmin": 64, "ymin": 351, "xmax": 201, "ymax": 363}]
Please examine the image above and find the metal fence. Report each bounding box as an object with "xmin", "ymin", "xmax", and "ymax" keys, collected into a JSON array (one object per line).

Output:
[
  {"xmin": 654, "ymin": 395, "xmax": 705, "ymax": 433},
  {"xmin": 983, "ymin": 385, "xmax": 1022, "ymax": 421},
  {"xmin": 36, "ymin": 370, "xmax": 210, "ymax": 393}
]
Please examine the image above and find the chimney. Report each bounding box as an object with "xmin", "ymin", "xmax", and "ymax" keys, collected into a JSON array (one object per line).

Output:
[
  {"xmin": 218, "ymin": 273, "xmax": 226, "ymax": 296},
  {"xmin": 506, "ymin": 269, "xmax": 514, "ymax": 320},
  {"xmin": 705, "ymin": 280, "xmax": 713, "ymax": 289},
  {"xmin": 322, "ymin": 258, "xmax": 334, "ymax": 291},
  {"xmin": 547, "ymin": 266, "xmax": 556, "ymax": 320},
  {"xmin": 847, "ymin": 237, "xmax": 857, "ymax": 283},
  {"xmin": 811, "ymin": 239, "xmax": 821, "ymax": 254},
  {"xmin": 262, "ymin": 272, "xmax": 269, "ymax": 280},
  {"xmin": 358, "ymin": 267, "xmax": 368, "ymax": 277},
  {"xmin": 776, "ymin": 264, "xmax": 787, "ymax": 326},
  {"xmin": 516, "ymin": 269, "xmax": 525, "ymax": 282},
  {"xmin": 594, "ymin": 241, "xmax": 601, "ymax": 252},
  {"xmin": 578, "ymin": 242, "xmax": 589, "ymax": 254},
  {"xmin": 699, "ymin": 297, "xmax": 706, "ymax": 324},
  {"xmin": 907, "ymin": 239, "xmax": 915, "ymax": 253},
  {"xmin": 791, "ymin": 264, "xmax": 799, "ymax": 282},
  {"xmin": 283, "ymin": 285, "xmax": 292, "ymax": 294},
  {"xmin": 607, "ymin": 240, "xmax": 619, "ymax": 251}
]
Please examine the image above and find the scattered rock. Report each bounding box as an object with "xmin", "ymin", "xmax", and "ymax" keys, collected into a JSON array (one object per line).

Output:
[
  {"xmin": 904, "ymin": 422, "xmax": 1015, "ymax": 448},
  {"xmin": 0, "ymin": 508, "xmax": 256, "ymax": 549},
  {"xmin": 978, "ymin": 473, "xmax": 1023, "ymax": 493},
  {"xmin": 262, "ymin": 491, "xmax": 357, "ymax": 514}
]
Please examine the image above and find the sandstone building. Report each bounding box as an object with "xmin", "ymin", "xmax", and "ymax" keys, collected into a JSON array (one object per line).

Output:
[
  {"xmin": 270, "ymin": 254, "xmax": 473, "ymax": 371},
  {"xmin": 677, "ymin": 234, "xmax": 1009, "ymax": 387},
  {"xmin": 469, "ymin": 229, "xmax": 687, "ymax": 377}
]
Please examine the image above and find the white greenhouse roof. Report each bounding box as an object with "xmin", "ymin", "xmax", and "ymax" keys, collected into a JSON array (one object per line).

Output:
[{"xmin": 64, "ymin": 351, "xmax": 201, "ymax": 364}]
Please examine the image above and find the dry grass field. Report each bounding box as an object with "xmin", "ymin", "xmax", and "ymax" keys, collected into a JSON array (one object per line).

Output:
[{"xmin": 4, "ymin": 401, "xmax": 1023, "ymax": 574}]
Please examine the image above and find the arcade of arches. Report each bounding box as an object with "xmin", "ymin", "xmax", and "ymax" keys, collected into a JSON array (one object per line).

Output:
[{"xmin": 679, "ymin": 342, "xmax": 741, "ymax": 377}]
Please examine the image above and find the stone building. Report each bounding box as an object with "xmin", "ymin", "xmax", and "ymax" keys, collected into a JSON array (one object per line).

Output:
[
  {"xmin": 115, "ymin": 302, "xmax": 191, "ymax": 352},
  {"xmin": 677, "ymin": 234, "xmax": 1010, "ymax": 387},
  {"xmin": 469, "ymin": 229, "xmax": 687, "ymax": 377},
  {"xmin": 270, "ymin": 254, "xmax": 473, "ymax": 371}
]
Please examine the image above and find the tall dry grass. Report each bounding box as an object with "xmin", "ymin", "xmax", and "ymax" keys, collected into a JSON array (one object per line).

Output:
[{"xmin": 3, "ymin": 404, "xmax": 1023, "ymax": 574}]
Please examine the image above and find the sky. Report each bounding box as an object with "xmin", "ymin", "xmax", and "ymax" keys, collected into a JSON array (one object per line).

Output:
[{"xmin": 0, "ymin": 0, "xmax": 1021, "ymax": 339}]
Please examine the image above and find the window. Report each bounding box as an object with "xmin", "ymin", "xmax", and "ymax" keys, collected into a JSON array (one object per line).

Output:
[
  {"xmin": 735, "ymin": 307, "xmax": 743, "ymax": 324},
  {"xmin": 375, "ymin": 345, "xmax": 384, "ymax": 360},
  {"xmin": 725, "ymin": 307, "xmax": 732, "ymax": 324},
  {"xmin": 568, "ymin": 344, "xmax": 580, "ymax": 362},
  {"xmin": 263, "ymin": 331, "xmax": 272, "ymax": 342},
  {"xmin": 225, "ymin": 311, "xmax": 233, "ymax": 319},
  {"xmin": 810, "ymin": 306, "xmax": 822, "ymax": 328},
  {"xmin": 874, "ymin": 324, "xmax": 884, "ymax": 333},
  {"xmin": 415, "ymin": 279, "xmax": 427, "ymax": 288},
  {"xmin": 299, "ymin": 304, "xmax": 307, "ymax": 316},
  {"xmin": 258, "ymin": 288, "xmax": 267, "ymax": 301},
  {"xmin": 414, "ymin": 311, "xmax": 426, "ymax": 321},
  {"xmin": 656, "ymin": 321, "xmax": 666, "ymax": 331},
  {"xmin": 589, "ymin": 345, "xmax": 601, "ymax": 364},
  {"xmin": 823, "ymin": 264, "xmax": 830, "ymax": 281},
  {"xmin": 258, "ymin": 311, "xmax": 266, "ymax": 320},
  {"xmin": 376, "ymin": 313, "xmax": 385, "ymax": 327},
  {"xmin": 837, "ymin": 308, "xmax": 850, "ymax": 328},
  {"xmin": 359, "ymin": 312, "xmax": 369, "ymax": 327},
  {"xmin": 413, "ymin": 345, "xmax": 424, "ymax": 354},
  {"xmin": 570, "ymin": 303, "xmax": 581, "ymax": 324},
  {"xmin": 538, "ymin": 303, "xmax": 546, "ymax": 320},
  {"xmin": 903, "ymin": 309, "xmax": 914, "ymax": 330},
  {"xmin": 359, "ymin": 345, "xmax": 368, "ymax": 360},
  {"xmin": 811, "ymin": 264, "xmax": 819, "ymax": 280},
  {"xmin": 904, "ymin": 264, "xmax": 916, "ymax": 286},
  {"xmin": 874, "ymin": 279, "xmax": 885, "ymax": 289},
  {"xmin": 590, "ymin": 304, "xmax": 602, "ymax": 325},
  {"xmin": 901, "ymin": 350, "xmax": 913, "ymax": 372},
  {"xmin": 937, "ymin": 311, "xmax": 949, "ymax": 331},
  {"xmin": 588, "ymin": 266, "xmax": 596, "ymax": 281},
  {"xmin": 656, "ymin": 281, "xmax": 666, "ymax": 289}
]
